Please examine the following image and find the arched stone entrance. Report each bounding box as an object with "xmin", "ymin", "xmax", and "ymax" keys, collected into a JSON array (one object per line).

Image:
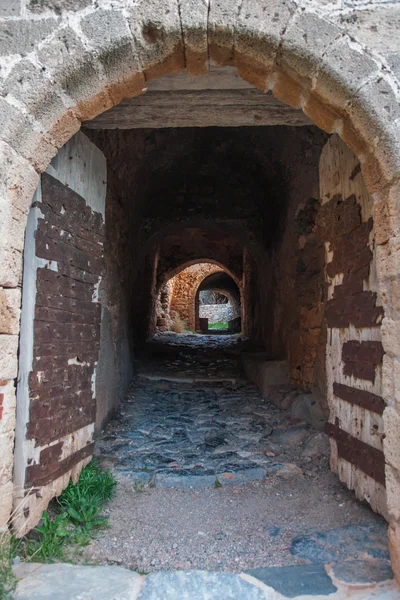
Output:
[{"xmin": 0, "ymin": 0, "xmax": 399, "ymax": 579}]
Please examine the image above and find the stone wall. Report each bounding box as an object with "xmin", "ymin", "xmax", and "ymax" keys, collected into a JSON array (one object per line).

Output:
[
  {"xmin": 167, "ymin": 264, "xmax": 227, "ymax": 331},
  {"xmin": 199, "ymin": 304, "xmax": 233, "ymax": 324}
]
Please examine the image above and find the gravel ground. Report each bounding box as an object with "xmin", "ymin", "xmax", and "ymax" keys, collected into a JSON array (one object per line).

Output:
[
  {"xmin": 82, "ymin": 471, "xmax": 383, "ymax": 573},
  {"xmin": 82, "ymin": 334, "xmax": 386, "ymax": 574}
]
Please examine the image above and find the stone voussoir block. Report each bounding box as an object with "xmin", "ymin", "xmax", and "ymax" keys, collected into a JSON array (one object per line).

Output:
[
  {"xmin": 0, "ymin": 141, "xmax": 40, "ymax": 214},
  {"xmin": 313, "ymin": 36, "xmax": 381, "ymax": 111},
  {"xmin": 1, "ymin": 59, "xmax": 72, "ymax": 132},
  {"xmin": 126, "ymin": 0, "xmax": 184, "ymax": 80},
  {"xmin": 279, "ymin": 11, "xmax": 343, "ymax": 81},
  {"xmin": 0, "ymin": 97, "xmax": 57, "ymax": 172},
  {"xmin": 234, "ymin": 0, "xmax": 297, "ymax": 91},
  {"xmin": 0, "ymin": 17, "xmax": 58, "ymax": 57},
  {"xmin": 347, "ymin": 75, "xmax": 400, "ymax": 183},
  {"xmin": 179, "ymin": 0, "xmax": 210, "ymax": 75},
  {"xmin": 80, "ymin": 9, "xmax": 145, "ymax": 104},
  {"xmin": 208, "ymin": 0, "xmax": 241, "ymax": 66},
  {"xmin": 35, "ymin": 27, "xmax": 113, "ymax": 123}
]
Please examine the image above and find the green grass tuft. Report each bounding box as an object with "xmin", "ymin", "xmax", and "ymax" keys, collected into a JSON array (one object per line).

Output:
[
  {"xmin": 208, "ymin": 322, "xmax": 229, "ymax": 330},
  {"xmin": 19, "ymin": 460, "xmax": 117, "ymax": 564}
]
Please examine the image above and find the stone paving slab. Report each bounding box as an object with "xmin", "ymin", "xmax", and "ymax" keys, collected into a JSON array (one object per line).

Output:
[
  {"xmin": 291, "ymin": 521, "xmax": 390, "ymax": 563},
  {"xmin": 330, "ymin": 560, "xmax": 394, "ymax": 585},
  {"xmin": 246, "ymin": 564, "xmax": 338, "ymax": 597},
  {"xmin": 13, "ymin": 563, "xmax": 400, "ymax": 600},
  {"xmin": 136, "ymin": 571, "xmax": 276, "ymax": 600},
  {"xmin": 13, "ymin": 563, "xmax": 143, "ymax": 600}
]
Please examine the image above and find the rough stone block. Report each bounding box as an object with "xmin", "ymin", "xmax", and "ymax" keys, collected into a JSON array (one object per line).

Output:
[
  {"xmin": 0, "ymin": 430, "xmax": 15, "ymax": 485},
  {"xmin": 347, "ymin": 76, "xmax": 400, "ymax": 181},
  {"xmin": 313, "ymin": 36, "xmax": 380, "ymax": 109},
  {"xmin": 0, "ymin": 289, "xmax": 21, "ymax": 335},
  {"xmin": 126, "ymin": 0, "xmax": 184, "ymax": 80},
  {"xmin": 280, "ymin": 11, "xmax": 342, "ymax": 80},
  {"xmin": 0, "ymin": 97, "xmax": 57, "ymax": 172},
  {"xmin": 377, "ymin": 237, "xmax": 400, "ymax": 282},
  {"xmin": 387, "ymin": 51, "xmax": 400, "ymax": 82},
  {"xmin": 208, "ymin": 0, "xmax": 240, "ymax": 66},
  {"xmin": 28, "ymin": 0, "xmax": 91, "ymax": 13},
  {"xmin": 0, "ymin": 335, "xmax": 18, "ymax": 380},
  {"xmin": 0, "ymin": 0, "xmax": 21, "ymax": 15},
  {"xmin": 0, "ymin": 247, "xmax": 23, "ymax": 289},
  {"xmin": 80, "ymin": 9, "xmax": 132, "ymax": 50},
  {"xmin": 241, "ymin": 354, "xmax": 290, "ymax": 398},
  {"xmin": 0, "ymin": 17, "xmax": 57, "ymax": 56},
  {"xmin": 373, "ymin": 181, "xmax": 400, "ymax": 246},
  {"xmin": 381, "ymin": 318, "xmax": 400, "ymax": 358},
  {"xmin": 386, "ymin": 463, "xmax": 400, "ymax": 521},
  {"xmin": 291, "ymin": 393, "xmax": 327, "ymax": 430},
  {"xmin": 36, "ymin": 28, "xmax": 112, "ymax": 122},
  {"xmin": 0, "ymin": 480, "xmax": 13, "ymax": 527},
  {"xmin": 0, "ymin": 141, "xmax": 39, "ymax": 214},
  {"xmin": 80, "ymin": 9, "xmax": 145, "ymax": 104},
  {"xmin": 234, "ymin": 0, "xmax": 296, "ymax": 91},
  {"xmin": 382, "ymin": 353, "xmax": 394, "ymax": 404},
  {"xmin": 383, "ymin": 406, "xmax": 400, "ymax": 471},
  {"xmin": 2, "ymin": 60, "xmax": 69, "ymax": 131},
  {"xmin": 179, "ymin": 0, "xmax": 209, "ymax": 75}
]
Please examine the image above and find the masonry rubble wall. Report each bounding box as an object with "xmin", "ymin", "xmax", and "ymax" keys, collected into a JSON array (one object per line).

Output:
[{"xmin": 199, "ymin": 304, "xmax": 233, "ymax": 324}]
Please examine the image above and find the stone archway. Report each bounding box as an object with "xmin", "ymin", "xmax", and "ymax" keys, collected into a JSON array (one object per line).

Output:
[
  {"xmin": 0, "ymin": 0, "xmax": 399, "ymax": 577},
  {"xmin": 157, "ymin": 261, "xmax": 242, "ymax": 333}
]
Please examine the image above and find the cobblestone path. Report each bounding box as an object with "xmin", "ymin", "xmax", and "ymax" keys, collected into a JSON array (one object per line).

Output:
[{"xmin": 96, "ymin": 333, "xmax": 320, "ymax": 487}]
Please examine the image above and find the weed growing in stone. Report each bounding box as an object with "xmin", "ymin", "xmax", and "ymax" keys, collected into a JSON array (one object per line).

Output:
[
  {"xmin": 19, "ymin": 461, "xmax": 116, "ymax": 563},
  {"xmin": 0, "ymin": 534, "xmax": 17, "ymax": 600}
]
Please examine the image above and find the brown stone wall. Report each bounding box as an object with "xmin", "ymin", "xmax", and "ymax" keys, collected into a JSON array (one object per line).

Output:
[
  {"xmin": 268, "ymin": 129, "xmax": 327, "ymax": 397},
  {"xmin": 167, "ymin": 264, "xmax": 226, "ymax": 331}
]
